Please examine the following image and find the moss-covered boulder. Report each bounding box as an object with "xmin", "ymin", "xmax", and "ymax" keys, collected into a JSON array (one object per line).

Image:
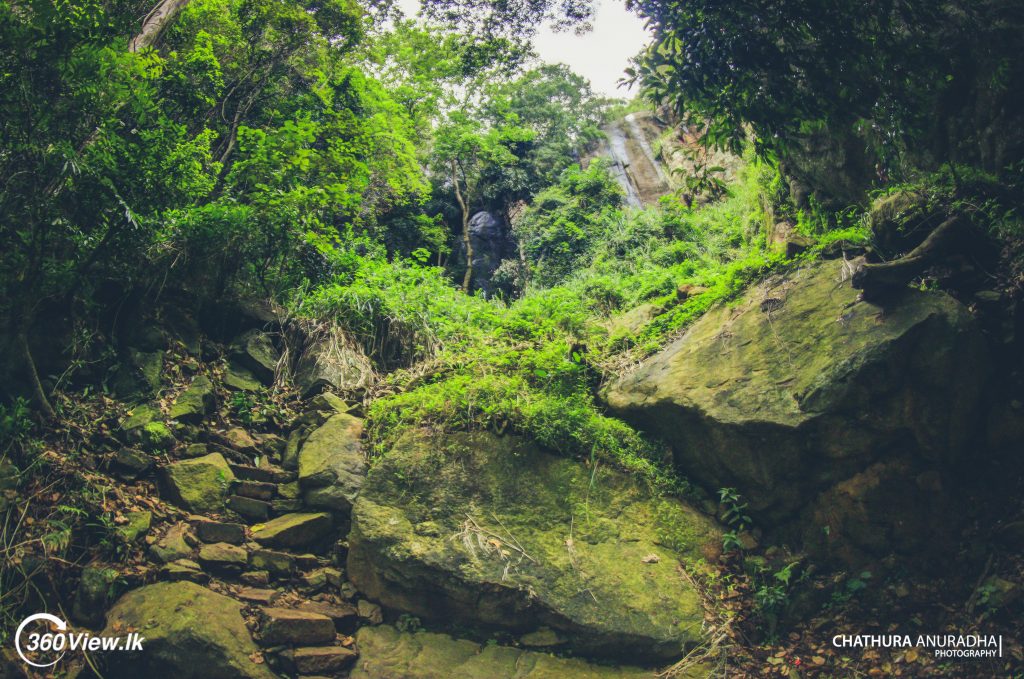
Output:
[
  {"xmin": 168, "ymin": 375, "xmax": 215, "ymax": 422},
  {"xmin": 348, "ymin": 431, "xmax": 721, "ymax": 663},
  {"xmin": 604, "ymin": 259, "xmax": 988, "ymax": 522},
  {"xmin": 350, "ymin": 625, "xmax": 709, "ymax": 678},
  {"xmin": 298, "ymin": 412, "xmax": 365, "ymax": 512},
  {"xmin": 162, "ymin": 453, "xmax": 234, "ymax": 513},
  {"xmin": 101, "ymin": 582, "xmax": 275, "ymax": 679}
]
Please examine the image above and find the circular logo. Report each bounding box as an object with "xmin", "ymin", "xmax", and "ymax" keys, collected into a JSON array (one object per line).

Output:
[{"xmin": 14, "ymin": 613, "xmax": 68, "ymax": 668}]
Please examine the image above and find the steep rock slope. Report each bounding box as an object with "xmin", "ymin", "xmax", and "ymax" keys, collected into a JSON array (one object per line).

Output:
[{"xmin": 604, "ymin": 259, "xmax": 989, "ymax": 562}]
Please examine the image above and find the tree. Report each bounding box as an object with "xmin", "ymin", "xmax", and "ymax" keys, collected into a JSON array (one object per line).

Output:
[
  {"xmin": 432, "ymin": 112, "xmax": 534, "ymax": 291},
  {"xmin": 478, "ymin": 64, "xmax": 609, "ymax": 207}
]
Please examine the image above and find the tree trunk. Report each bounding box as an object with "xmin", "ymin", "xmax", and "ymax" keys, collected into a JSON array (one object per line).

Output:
[
  {"xmin": 17, "ymin": 331, "xmax": 55, "ymax": 420},
  {"xmin": 130, "ymin": 0, "xmax": 192, "ymax": 52},
  {"xmin": 451, "ymin": 159, "xmax": 473, "ymax": 293},
  {"xmin": 852, "ymin": 215, "xmax": 965, "ymax": 300}
]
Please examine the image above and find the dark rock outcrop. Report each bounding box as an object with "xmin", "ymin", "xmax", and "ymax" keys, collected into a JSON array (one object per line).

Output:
[{"xmin": 604, "ymin": 259, "xmax": 989, "ymax": 563}]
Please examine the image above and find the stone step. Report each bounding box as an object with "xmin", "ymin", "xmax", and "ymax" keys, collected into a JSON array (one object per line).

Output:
[
  {"xmin": 230, "ymin": 463, "xmax": 295, "ymax": 484},
  {"xmin": 232, "ymin": 479, "xmax": 277, "ymax": 501},
  {"xmin": 227, "ymin": 495, "xmax": 272, "ymax": 521},
  {"xmin": 250, "ymin": 548, "xmax": 295, "ymax": 577},
  {"xmin": 297, "ymin": 601, "xmax": 358, "ymax": 633},
  {"xmin": 197, "ymin": 542, "xmax": 248, "ymax": 572},
  {"xmin": 194, "ymin": 519, "xmax": 247, "ymax": 545},
  {"xmin": 260, "ymin": 607, "xmax": 336, "ymax": 645},
  {"xmin": 279, "ymin": 646, "xmax": 357, "ymax": 675},
  {"xmin": 251, "ymin": 512, "xmax": 333, "ymax": 549},
  {"xmin": 236, "ymin": 587, "xmax": 281, "ymax": 606}
]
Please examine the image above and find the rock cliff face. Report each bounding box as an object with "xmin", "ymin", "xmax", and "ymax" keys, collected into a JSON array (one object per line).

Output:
[
  {"xmin": 348, "ymin": 430, "xmax": 722, "ymax": 662},
  {"xmin": 604, "ymin": 259, "xmax": 989, "ymax": 562}
]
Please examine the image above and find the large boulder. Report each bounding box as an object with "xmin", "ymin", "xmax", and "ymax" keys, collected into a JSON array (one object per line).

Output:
[
  {"xmin": 350, "ymin": 625, "xmax": 707, "ymax": 679},
  {"xmin": 162, "ymin": 453, "xmax": 235, "ymax": 513},
  {"xmin": 100, "ymin": 582, "xmax": 275, "ymax": 679},
  {"xmin": 603, "ymin": 260, "xmax": 988, "ymax": 554},
  {"xmin": 298, "ymin": 413, "xmax": 365, "ymax": 512},
  {"xmin": 466, "ymin": 211, "xmax": 517, "ymax": 295},
  {"xmin": 348, "ymin": 430, "xmax": 721, "ymax": 663}
]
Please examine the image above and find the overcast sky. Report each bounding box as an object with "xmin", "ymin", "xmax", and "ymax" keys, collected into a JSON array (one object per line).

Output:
[{"xmin": 395, "ymin": 0, "xmax": 651, "ymax": 98}]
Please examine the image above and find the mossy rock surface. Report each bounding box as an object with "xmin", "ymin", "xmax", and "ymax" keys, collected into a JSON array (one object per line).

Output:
[
  {"xmin": 604, "ymin": 259, "xmax": 988, "ymax": 520},
  {"xmin": 101, "ymin": 582, "xmax": 275, "ymax": 678},
  {"xmin": 168, "ymin": 375, "xmax": 215, "ymax": 422},
  {"xmin": 351, "ymin": 625, "xmax": 708, "ymax": 678},
  {"xmin": 162, "ymin": 453, "xmax": 234, "ymax": 513},
  {"xmin": 348, "ymin": 430, "xmax": 720, "ymax": 663},
  {"xmin": 298, "ymin": 412, "xmax": 365, "ymax": 511},
  {"xmin": 230, "ymin": 329, "xmax": 279, "ymax": 384}
]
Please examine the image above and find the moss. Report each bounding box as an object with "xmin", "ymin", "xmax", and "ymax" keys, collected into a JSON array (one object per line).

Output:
[
  {"xmin": 351, "ymin": 625, "xmax": 708, "ymax": 678},
  {"xmin": 349, "ymin": 430, "xmax": 721, "ymax": 662},
  {"xmin": 141, "ymin": 421, "xmax": 175, "ymax": 451}
]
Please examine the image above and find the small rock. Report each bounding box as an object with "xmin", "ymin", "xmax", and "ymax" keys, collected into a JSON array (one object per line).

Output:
[
  {"xmin": 141, "ymin": 421, "xmax": 175, "ymax": 451},
  {"xmin": 198, "ymin": 542, "xmax": 248, "ymax": 571},
  {"xmin": 308, "ymin": 392, "xmax": 350, "ymax": 414},
  {"xmin": 121, "ymin": 402, "xmax": 160, "ymax": 432},
  {"xmin": 182, "ymin": 442, "xmax": 209, "ymax": 458},
  {"xmin": 294, "ymin": 553, "xmax": 322, "ymax": 571},
  {"xmin": 283, "ymin": 429, "xmax": 307, "ymax": 470},
  {"xmin": 162, "ymin": 453, "xmax": 234, "ymax": 513},
  {"xmin": 256, "ymin": 433, "xmax": 287, "ymax": 457},
  {"xmin": 111, "ymin": 448, "xmax": 154, "ymax": 480},
  {"xmin": 640, "ymin": 553, "xmax": 660, "ymax": 564},
  {"xmin": 230, "ymin": 463, "xmax": 295, "ymax": 484},
  {"xmin": 168, "ymin": 375, "xmax": 216, "ymax": 422},
  {"xmin": 225, "ymin": 427, "xmax": 259, "ymax": 453},
  {"xmin": 232, "ymin": 480, "xmax": 277, "ymax": 501},
  {"xmin": 117, "ymin": 510, "xmax": 151, "ymax": 543},
  {"xmin": 161, "ymin": 559, "xmax": 210, "ymax": 584},
  {"xmin": 288, "ymin": 646, "xmax": 357, "ymax": 674},
  {"xmin": 148, "ymin": 523, "xmax": 194, "ymax": 563},
  {"xmin": 72, "ymin": 566, "xmax": 120, "ymax": 626},
  {"xmin": 241, "ymin": 570, "xmax": 271, "ymax": 586},
  {"xmin": 980, "ymin": 576, "xmax": 1020, "ymax": 611},
  {"xmin": 301, "ymin": 569, "xmax": 328, "ymax": 591},
  {"xmin": 250, "ymin": 549, "xmax": 295, "ymax": 577},
  {"xmin": 323, "ymin": 567, "xmax": 344, "ymax": 588},
  {"xmin": 237, "ymin": 587, "xmax": 280, "ymax": 605},
  {"xmin": 252, "ymin": 513, "xmax": 333, "ymax": 549},
  {"xmin": 298, "ymin": 601, "xmax": 359, "ymax": 633},
  {"xmin": 260, "ymin": 607, "xmax": 335, "ymax": 645},
  {"xmin": 195, "ymin": 520, "xmax": 247, "ymax": 545},
  {"xmin": 231, "ymin": 329, "xmax": 280, "ymax": 384},
  {"xmin": 228, "ymin": 495, "xmax": 272, "ymax": 522},
  {"xmin": 224, "ymin": 361, "xmax": 263, "ymax": 392},
  {"xmin": 357, "ymin": 600, "xmax": 383, "ymax": 625}
]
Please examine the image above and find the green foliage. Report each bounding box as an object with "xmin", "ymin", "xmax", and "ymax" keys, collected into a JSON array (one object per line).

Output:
[
  {"xmin": 0, "ymin": 399, "xmax": 33, "ymax": 455},
  {"xmin": 513, "ymin": 160, "xmax": 624, "ymax": 288},
  {"xmin": 718, "ymin": 487, "xmax": 752, "ymax": 554}
]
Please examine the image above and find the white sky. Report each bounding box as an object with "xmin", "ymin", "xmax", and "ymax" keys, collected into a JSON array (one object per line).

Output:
[{"xmin": 395, "ymin": 0, "xmax": 651, "ymax": 98}]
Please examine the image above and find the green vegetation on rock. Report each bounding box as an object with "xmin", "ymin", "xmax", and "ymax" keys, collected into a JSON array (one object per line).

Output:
[{"xmin": 349, "ymin": 429, "xmax": 721, "ymax": 661}]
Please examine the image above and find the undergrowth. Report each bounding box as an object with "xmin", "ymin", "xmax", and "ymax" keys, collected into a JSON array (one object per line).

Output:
[{"xmin": 294, "ymin": 149, "xmax": 833, "ymax": 492}]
